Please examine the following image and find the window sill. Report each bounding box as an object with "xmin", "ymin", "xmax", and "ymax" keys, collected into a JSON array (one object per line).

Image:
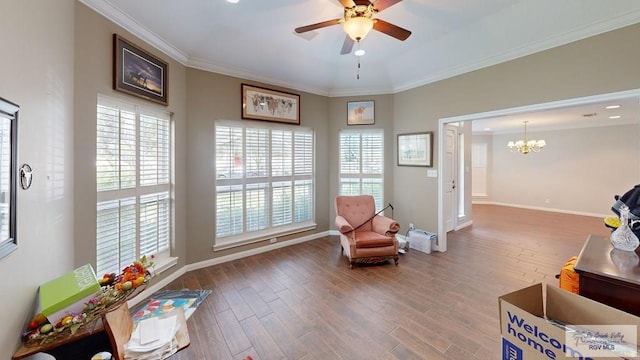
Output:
[
  {"xmin": 213, "ymin": 223, "xmax": 317, "ymax": 251},
  {"xmin": 151, "ymin": 256, "xmax": 178, "ymax": 275}
]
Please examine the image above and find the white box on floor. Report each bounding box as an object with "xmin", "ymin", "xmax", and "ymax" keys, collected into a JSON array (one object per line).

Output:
[
  {"xmin": 408, "ymin": 229, "xmax": 437, "ymax": 254},
  {"xmin": 396, "ymin": 234, "xmax": 407, "ymax": 249}
]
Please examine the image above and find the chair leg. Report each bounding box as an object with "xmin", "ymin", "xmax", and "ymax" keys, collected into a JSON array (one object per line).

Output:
[{"xmin": 394, "ymin": 255, "xmax": 399, "ymax": 265}]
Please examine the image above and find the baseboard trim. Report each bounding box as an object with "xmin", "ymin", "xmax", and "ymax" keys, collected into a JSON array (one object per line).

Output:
[
  {"xmin": 455, "ymin": 220, "xmax": 473, "ymax": 230},
  {"xmin": 472, "ymin": 201, "xmax": 609, "ymax": 218}
]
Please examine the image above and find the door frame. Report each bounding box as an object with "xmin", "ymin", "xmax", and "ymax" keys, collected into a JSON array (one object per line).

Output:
[
  {"xmin": 443, "ymin": 124, "xmax": 458, "ymax": 233},
  {"xmin": 436, "ymin": 88, "xmax": 640, "ymax": 252}
]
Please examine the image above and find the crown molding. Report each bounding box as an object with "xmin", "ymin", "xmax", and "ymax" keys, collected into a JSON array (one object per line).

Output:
[
  {"xmin": 392, "ymin": 9, "xmax": 640, "ymax": 95},
  {"xmin": 79, "ymin": 0, "xmax": 640, "ymax": 97},
  {"xmin": 79, "ymin": 0, "xmax": 189, "ymax": 64}
]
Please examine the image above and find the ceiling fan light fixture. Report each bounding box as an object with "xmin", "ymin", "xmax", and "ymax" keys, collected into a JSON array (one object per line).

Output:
[{"xmin": 343, "ymin": 17, "xmax": 374, "ymax": 41}]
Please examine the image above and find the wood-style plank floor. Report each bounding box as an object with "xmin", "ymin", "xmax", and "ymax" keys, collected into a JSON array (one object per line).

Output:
[{"xmin": 163, "ymin": 204, "xmax": 611, "ymax": 359}]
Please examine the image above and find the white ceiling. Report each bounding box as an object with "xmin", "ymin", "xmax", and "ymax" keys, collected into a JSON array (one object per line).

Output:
[
  {"xmin": 81, "ymin": 0, "xmax": 640, "ymax": 131},
  {"xmin": 470, "ymin": 96, "xmax": 640, "ymax": 135}
]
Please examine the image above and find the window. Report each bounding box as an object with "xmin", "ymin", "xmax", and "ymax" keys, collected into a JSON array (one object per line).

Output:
[
  {"xmin": 215, "ymin": 121, "xmax": 314, "ymax": 250},
  {"xmin": 0, "ymin": 97, "xmax": 17, "ymax": 261},
  {"xmin": 339, "ymin": 130, "xmax": 384, "ymax": 210},
  {"xmin": 96, "ymin": 96, "xmax": 171, "ymax": 275}
]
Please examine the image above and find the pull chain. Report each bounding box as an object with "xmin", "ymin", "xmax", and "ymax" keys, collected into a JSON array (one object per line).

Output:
[{"xmin": 354, "ymin": 40, "xmax": 364, "ymax": 80}]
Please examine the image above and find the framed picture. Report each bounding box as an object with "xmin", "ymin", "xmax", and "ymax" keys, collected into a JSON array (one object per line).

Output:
[
  {"xmin": 241, "ymin": 84, "xmax": 300, "ymax": 125},
  {"xmin": 397, "ymin": 132, "xmax": 433, "ymax": 167},
  {"xmin": 347, "ymin": 101, "xmax": 374, "ymax": 125},
  {"xmin": 113, "ymin": 34, "xmax": 168, "ymax": 105}
]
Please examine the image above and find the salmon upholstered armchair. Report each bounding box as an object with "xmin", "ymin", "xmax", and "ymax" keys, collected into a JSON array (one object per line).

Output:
[{"xmin": 335, "ymin": 195, "xmax": 400, "ymax": 268}]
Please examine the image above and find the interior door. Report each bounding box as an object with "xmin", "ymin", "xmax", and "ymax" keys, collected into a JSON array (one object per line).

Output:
[{"xmin": 444, "ymin": 125, "xmax": 458, "ymax": 232}]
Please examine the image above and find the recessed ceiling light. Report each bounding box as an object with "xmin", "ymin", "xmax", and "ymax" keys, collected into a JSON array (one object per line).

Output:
[
  {"xmin": 354, "ymin": 49, "xmax": 366, "ymax": 57},
  {"xmin": 609, "ymin": 115, "xmax": 621, "ymax": 119},
  {"xmin": 484, "ymin": 128, "xmax": 491, "ymax": 131},
  {"xmin": 226, "ymin": 0, "xmax": 239, "ymax": 3},
  {"xmin": 606, "ymin": 105, "xmax": 621, "ymax": 109}
]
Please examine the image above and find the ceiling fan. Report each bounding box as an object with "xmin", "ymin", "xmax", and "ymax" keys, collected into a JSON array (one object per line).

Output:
[{"xmin": 294, "ymin": 0, "xmax": 412, "ymax": 55}]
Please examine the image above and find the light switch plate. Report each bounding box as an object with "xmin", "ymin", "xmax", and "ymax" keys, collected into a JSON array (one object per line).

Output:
[{"xmin": 427, "ymin": 169, "xmax": 437, "ymax": 177}]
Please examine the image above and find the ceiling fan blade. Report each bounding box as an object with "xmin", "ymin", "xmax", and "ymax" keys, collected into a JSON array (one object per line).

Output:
[
  {"xmin": 338, "ymin": 0, "xmax": 356, "ymax": 7},
  {"xmin": 373, "ymin": 19, "xmax": 411, "ymax": 40},
  {"xmin": 354, "ymin": 0, "xmax": 372, "ymax": 5},
  {"xmin": 340, "ymin": 35, "xmax": 355, "ymax": 55},
  {"xmin": 373, "ymin": 0, "xmax": 402, "ymax": 12},
  {"xmin": 295, "ymin": 19, "xmax": 342, "ymax": 34}
]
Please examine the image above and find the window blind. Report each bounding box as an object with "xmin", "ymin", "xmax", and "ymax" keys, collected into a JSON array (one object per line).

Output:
[
  {"xmin": 96, "ymin": 97, "xmax": 171, "ymax": 275},
  {"xmin": 339, "ymin": 130, "xmax": 384, "ymax": 210},
  {"xmin": 215, "ymin": 121, "xmax": 314, "ymax": 248}
]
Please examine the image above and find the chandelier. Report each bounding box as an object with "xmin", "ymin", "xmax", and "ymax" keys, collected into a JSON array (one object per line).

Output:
[{"xmin": 507, "ymin": 121, "xmax": 546, "ymax": 154}]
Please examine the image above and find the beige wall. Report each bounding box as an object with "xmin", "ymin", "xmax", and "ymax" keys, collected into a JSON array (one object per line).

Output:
[
  {"xmin": 393, "ymin": 23, "xmax": 640, "ymax": 233},
  {"xmin": 475, "ymin": 124, "xmax": 640, "ymax": 215},
  {"xmin": 185, "ymin": 68, "xmax": 330, "ymax": 263},
  {"xmin": 0, "ymin": 0, "xmax": 76, "ymax": 357},
  {"xmin": 73, "ymin": 2, "xmax": 188, "ymax": 279},
  {"xmin": 328, "ymin": 94, "xmax": 395, "ymax": 222}
]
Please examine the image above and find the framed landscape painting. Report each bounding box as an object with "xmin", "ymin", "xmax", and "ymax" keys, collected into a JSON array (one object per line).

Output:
[
  {"xmin": 113, "ymin": 34, "xmax": 168, "ymax": 105},
  {"xmin": 397, "ymin": 132, "xmax": 433, "ymax": 167},
  {"xmin": 242, "ymin": 84, "xmax": 300, "ymax": 125}
]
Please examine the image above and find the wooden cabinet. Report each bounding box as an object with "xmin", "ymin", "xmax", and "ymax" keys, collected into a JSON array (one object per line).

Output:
[{"xmin": 574, "ymin": 234, "xmax": 640, "ymax": 316}]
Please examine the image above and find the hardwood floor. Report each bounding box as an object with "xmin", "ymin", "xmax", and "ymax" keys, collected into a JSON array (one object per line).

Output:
[{"xmin": 163, "ymin": 204, "xmax": 611, "ymax": 359}]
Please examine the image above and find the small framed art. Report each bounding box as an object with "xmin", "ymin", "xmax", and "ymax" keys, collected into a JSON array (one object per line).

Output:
[{"xmin": 347, "ymin": 101, "xmax": 374, "ymax": 125}]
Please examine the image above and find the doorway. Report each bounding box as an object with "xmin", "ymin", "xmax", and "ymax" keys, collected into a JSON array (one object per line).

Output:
[
  {"xmin": 443, "ymin": 124, "xmax": 458, "ymax": 233},
  {"xmin": 437, "ymin": 89, "xmax": 640, "ymax": 252}
]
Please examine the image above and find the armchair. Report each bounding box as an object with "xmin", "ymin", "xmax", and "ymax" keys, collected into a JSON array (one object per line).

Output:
[{"xmin": 335, "ymin": 195, "xmax": 400, "ymax": 268}]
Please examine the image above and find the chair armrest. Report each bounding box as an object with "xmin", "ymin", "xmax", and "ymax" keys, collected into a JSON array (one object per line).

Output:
[
  {"xmin": 372, "ymin": 215, "xmax": 400, "ymax": 236},
  {"xmin": 335, "ymin": 215, "xmax": 354, "ymax": 234}
]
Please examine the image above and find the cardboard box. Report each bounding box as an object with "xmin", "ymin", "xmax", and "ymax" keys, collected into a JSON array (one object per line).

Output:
[
  {"xmin": 39, "ymin": 264, "xmax": 101, "ymax": 325},
  {"xmin": 499, "ymin": 283, "xmax": 640, "ymax": 359},
  {"xmin": 408, "ymin": 229, "xmax": 436, "ymax": 254}
]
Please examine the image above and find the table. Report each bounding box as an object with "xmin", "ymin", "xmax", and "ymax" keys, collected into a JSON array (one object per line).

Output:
[
  {"xmin": 12, "ymin": 319, "xmax": 111, "ymax": 360},
  {"xmin": 12, "ymin": 305, "xmax": 190, "ymax": 360},
  {"xmin": 574, "ymin": 234, "xmax": 640, "ymax": 316}
]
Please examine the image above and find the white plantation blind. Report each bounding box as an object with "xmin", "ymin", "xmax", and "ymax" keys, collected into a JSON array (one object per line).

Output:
[
  {"xmin": 97, "ymin": 104, "xmax": 136, "ymax": 191},
  {"xmin": 96, "ymin": 96, "xmax": 171, "ymax": 275},
  {"xmin": 97, "ymin": 198, "xmax": 136, "ymax": 275},
  {"xmin": 272, "ymin": 181, "xmax": 292, "ymax": 226},
  {"xmin": 215, "ymin": 121, "xmax": 315, "ymax": 249},
  {"xmin": 294, "ymin": 131, "xmax": 313, "ymax": 223},
  {"xmin": 339, "ymin": 130, "xmax": 384, "ymax": 211},
  {"xmin": 0, "ymin": 116, "xmax": 11, "ymax": 241},
  {"xmin": 140, "ymin": 114, "xmax": 170, "ymax": 186},
  {"xmin": 272, "ymin": 130, "xmax": 292, "ymax": 177},
  {"xmin": 140, "ymin": 192, "xmax": 170, "ymax": 255}
]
